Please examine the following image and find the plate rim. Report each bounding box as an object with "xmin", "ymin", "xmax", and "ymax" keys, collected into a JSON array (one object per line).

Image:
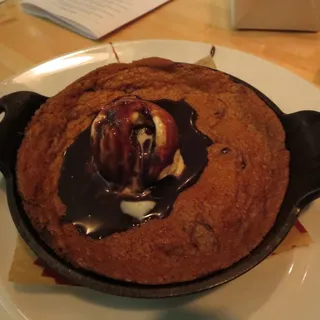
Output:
[{"xmin": 1, "ymin": 39, "xmax": 319, "ymax": 93}]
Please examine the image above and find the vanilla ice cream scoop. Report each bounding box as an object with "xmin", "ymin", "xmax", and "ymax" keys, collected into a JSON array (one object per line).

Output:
[{"xmin": 91, "ymin": 96, "xmax": 185, "ymax": 193}]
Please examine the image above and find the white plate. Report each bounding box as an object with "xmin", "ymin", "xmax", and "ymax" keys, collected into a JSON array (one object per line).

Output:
[{"xmin": 0, "ymin": 40, "xmax": 320, "ymax": 320}]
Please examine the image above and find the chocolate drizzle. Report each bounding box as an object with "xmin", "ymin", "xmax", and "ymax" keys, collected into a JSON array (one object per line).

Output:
[
  {"xmin": 90, "ymin": 97, "xmax": 180, "ymax": 193},
  {"xmin": 59, "ymin": 99, "xmax": 212, "ymax": 239}
]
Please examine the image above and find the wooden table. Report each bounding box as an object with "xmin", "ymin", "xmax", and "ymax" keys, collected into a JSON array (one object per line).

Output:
[{"xmin": 0, "ymin": 0, "xmax": 319, "ymax": 86}]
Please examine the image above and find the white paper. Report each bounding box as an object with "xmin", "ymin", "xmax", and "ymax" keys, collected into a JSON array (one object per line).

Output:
[{"xmin": 21, "ymin": 0, "xmax": 171, "ymax": 39}]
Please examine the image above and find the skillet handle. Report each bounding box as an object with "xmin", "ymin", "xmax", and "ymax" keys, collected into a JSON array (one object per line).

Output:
[
  {"xmin": 282, "ymin": 110, "xmax": 320, "ymax": 208},
  {"xmin": 0, "ymin": 92, "xmax": 48, "ymax": 176}
]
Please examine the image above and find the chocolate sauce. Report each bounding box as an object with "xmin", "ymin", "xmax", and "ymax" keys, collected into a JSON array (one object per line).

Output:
[{"xmin": 59, "ymin": 99, "xmax": 212, "ymax": 239}]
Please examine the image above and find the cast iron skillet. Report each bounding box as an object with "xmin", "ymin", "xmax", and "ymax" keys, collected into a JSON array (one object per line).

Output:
[{"xmin": 0, "ymin": 73, "xmax": 320, "ymax": 298}]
